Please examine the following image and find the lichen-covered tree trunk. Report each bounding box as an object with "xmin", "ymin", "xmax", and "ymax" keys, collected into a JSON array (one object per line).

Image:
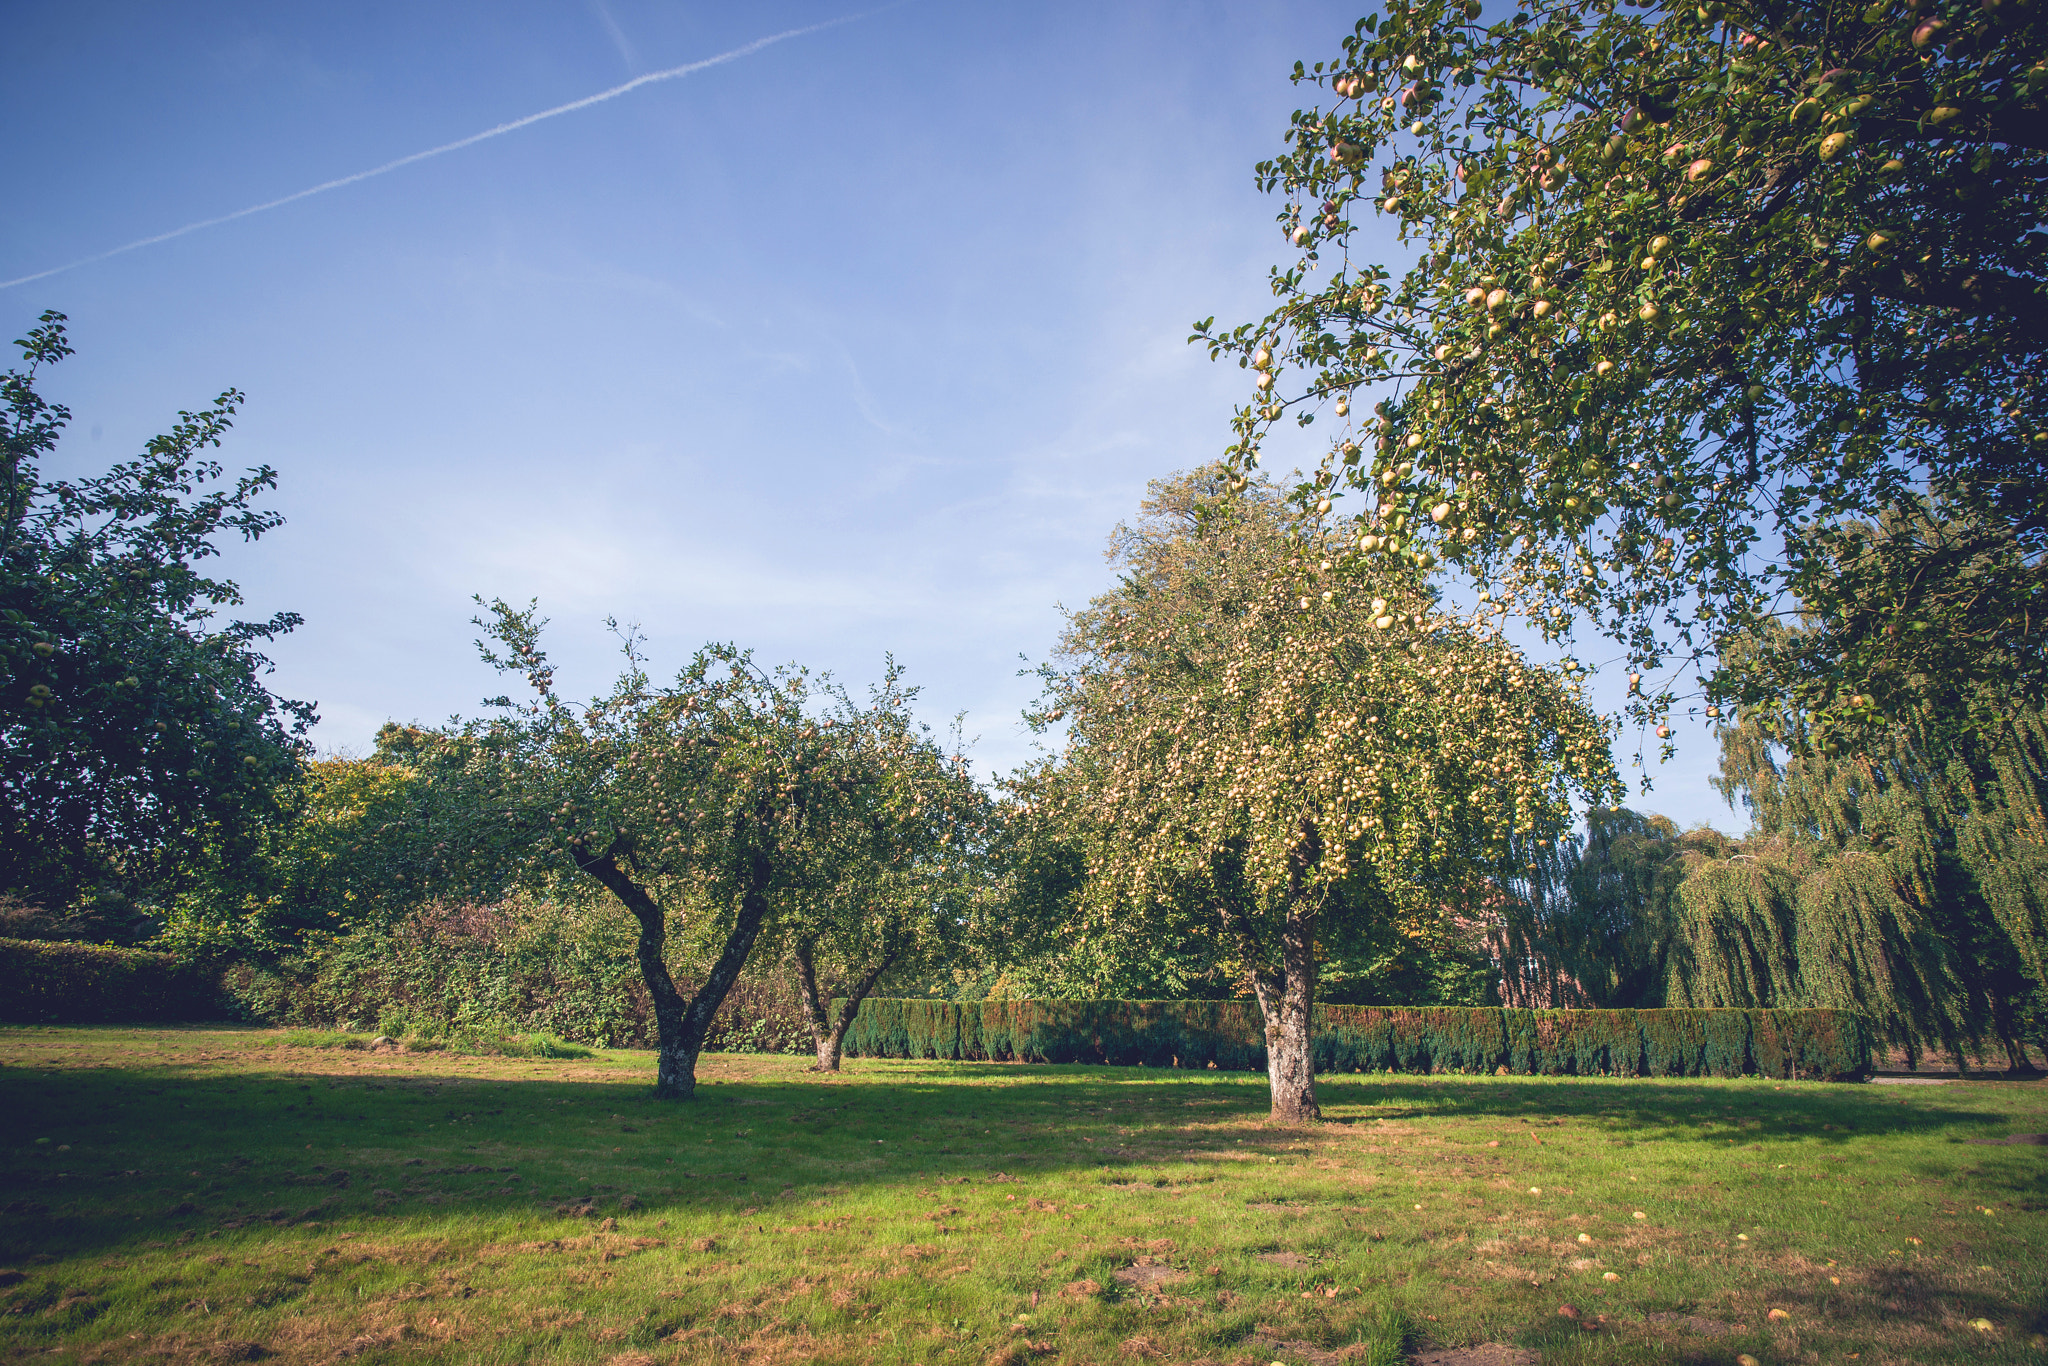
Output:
[
  {"xmin": 1235, "ymin": 893, "xmax": 1320, "ymax": 1123},
  {"xmin": 1267, "ymin": 897, "xmax": 1321, "ymax": 1122}
]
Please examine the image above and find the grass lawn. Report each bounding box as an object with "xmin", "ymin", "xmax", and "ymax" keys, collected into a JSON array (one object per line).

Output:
[{"xmin": 1, "ymin": 1025, "xmax": 2043, "ymax": 1365}]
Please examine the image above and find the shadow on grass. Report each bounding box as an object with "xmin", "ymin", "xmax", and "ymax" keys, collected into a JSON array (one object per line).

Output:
[{"xmin": 0, "ymin": 1042, "xmax": 2037, "ymax": 1264}]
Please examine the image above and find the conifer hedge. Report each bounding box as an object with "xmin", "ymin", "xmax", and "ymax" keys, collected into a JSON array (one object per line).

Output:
[
  {"xmin": 0, "ymin": 938, "xmax": 226, "ymax": 1024},
  {"xmin": 836, "ymin": 1000, "xmax": 1869, "ymax": 1081}
]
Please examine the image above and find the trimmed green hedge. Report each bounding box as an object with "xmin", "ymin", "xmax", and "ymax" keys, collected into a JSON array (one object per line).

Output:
[
  {"xmin": 837, "ymin": 1000, "xmax": 1870, "ymax": 1081},
  {"xmin": 0, "ymin": 938, "xmax": 226, "ymax": 1024}
]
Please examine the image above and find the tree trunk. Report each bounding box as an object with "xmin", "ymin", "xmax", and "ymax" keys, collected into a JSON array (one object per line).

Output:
[
  {"xmin": 576, "ymin": 843, "xmax": 773, "ymax": 1099},
  {"xmin": 1232, "ymin": 898, "xmax": 1320, "ymax": 1123},
  {"xmin": 792, "ymin": 940, "xmax": 897, "ymax": 1073},
  {"xmin": 1266, "ymin": 895, "xmax": 1321, "ymax": 1122}
]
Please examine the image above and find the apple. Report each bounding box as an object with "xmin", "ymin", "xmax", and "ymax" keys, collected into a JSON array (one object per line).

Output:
[
  {"xmin": 1334, "ymin": 397, "xmax": 1350, "ymax": 417},
  {"xmin": 1927, "ymin": 105, "xmax": 1961, "ymax": 126},
  {"xmin": 1256, "ymin": 372, "xmax": 1275, "ymax": 391},
  {"xmin": 1686, "ymin": 158, "xmax": 1714, "ymax": 181},
  {"xmin": 1431, "ymin": 502, "xmax": 1451, "ymax": 522},
  {"xmin": 1486, "ymin": 288, "xmax": 1508, "ymax": 311},
  {"xmin": 1912, "ymin": 16, "xmax": 1948, "ymax": 45},
  {"xmin": 1292, "ymin": 226, "xmax": 1313, "ymax": 246},
  {"xmin": 1532, "ymin": 299, "xmax": 1553, "ymax": 318},
  {"xmin": 1252, "ymin": 346, "xmax": 1273, "ymax": 368},
  {"xmin": 1820, "ymin": 131, "xmax": 1854, "ymax": 160}
]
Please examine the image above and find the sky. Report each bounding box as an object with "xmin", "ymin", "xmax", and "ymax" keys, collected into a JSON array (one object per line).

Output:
[{"xmin": 1, "ymin": 0, "xmax": 1741, "ymax": 831}]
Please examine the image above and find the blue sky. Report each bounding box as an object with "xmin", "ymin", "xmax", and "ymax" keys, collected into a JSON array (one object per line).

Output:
[{"xmin": 2, "ymin": 0, "xmax": 1740, "ymax": 830}]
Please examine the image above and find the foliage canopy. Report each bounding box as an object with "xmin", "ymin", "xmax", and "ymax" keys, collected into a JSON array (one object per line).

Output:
[
  {"xmin": 1032, "ymin": 470, "xmax": 1620, "ymax": 1115},
  {"xmin": 1203, "ymin": 0, "xmax": 2048, "ymax": 750},
  {"xmin": 1, "ymin": 312, "xmax": 311, "ymax": 910}
]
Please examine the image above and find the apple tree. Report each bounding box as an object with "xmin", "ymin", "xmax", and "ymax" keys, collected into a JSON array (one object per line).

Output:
[
  {"xmin": 1036, "ymin": 470, "xmax": 1620, "ymax": 1119},
  {"xmin": 1199, "ymin": 0, "xmax": 2048, "ymax": 760},
  {"xmin": 769, "ymin": 665, "xmax": 993, "ymax": 1070},
  {"xmin": 410, "ymin": 601, "xmax": 974, "ymax": 1098},
  {"xmin": 2, "ymin": 311, "xmax": 312, "ymax": 911}
]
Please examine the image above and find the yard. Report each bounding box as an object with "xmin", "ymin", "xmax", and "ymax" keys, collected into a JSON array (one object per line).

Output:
[{"xmin": 2, "ymin": 1026, "xmax": 2042, "ymax": 1364}]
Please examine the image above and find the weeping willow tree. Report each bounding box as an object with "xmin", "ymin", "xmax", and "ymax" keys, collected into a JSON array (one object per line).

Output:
[
  {"xmin": 1484, "ymin": 808, "xmax": 1688, "ymax": 1009},
  {"xmin": 1703, "ymin": 700, "xmax": 2048, "ymax": 1071},
  {"xmin": 1493, "ymin": 774, "xmax": 2040, "ymax": 1069}
]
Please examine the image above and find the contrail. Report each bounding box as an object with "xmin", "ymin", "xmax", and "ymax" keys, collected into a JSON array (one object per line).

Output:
[{"xmin": 2, "ymin": 13, "xmax": 871, "ymax": 292}]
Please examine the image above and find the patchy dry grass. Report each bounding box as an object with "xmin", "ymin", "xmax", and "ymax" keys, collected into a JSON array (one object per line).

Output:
[{"xmin": 0, "ymin": 1024, "xmax": 2043, "ymax": 1364}]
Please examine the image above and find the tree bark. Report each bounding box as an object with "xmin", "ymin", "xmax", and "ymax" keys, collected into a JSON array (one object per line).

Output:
[
  {"xmin": 575, "ymin": 842, "xmax": 773, "ymax": 1098},
  {"xmin": 1219, "ymin": 881, "xmax": 1320, "ymax": 1122},
  {"xmin": 1264, "ymin": 895, "xmax": 1321, "ymax": 1122},
  {"xmin": 792, "ymin": 939, "xmax": 897, "ymax": 1072}
]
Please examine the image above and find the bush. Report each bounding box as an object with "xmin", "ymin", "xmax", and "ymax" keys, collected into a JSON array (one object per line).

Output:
[
  {"xmin": 218, "ymin": 898, "xmax": 812, "ymax": 1054},
  {"xmin": 838, "ymin": 1000, "xmax": 1871, "ymax": 1081},
  {"xmin": 0, "ymin": 937, "xmax": 225, "ymax": 1023}
]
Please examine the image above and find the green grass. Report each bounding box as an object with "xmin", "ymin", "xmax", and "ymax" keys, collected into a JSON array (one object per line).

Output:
[
  {"xmin": 275, "ymin": 1028, "xmax": 595, "ymax": 1060},
  {"xmin": 1, "ymin": 1025, "xmax": 2043, "ymax": 1365}
]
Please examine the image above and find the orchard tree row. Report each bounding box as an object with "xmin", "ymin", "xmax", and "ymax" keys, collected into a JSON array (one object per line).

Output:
[{"xmin": 8, "ymin": 0, "xmax": 2048, "ymax": 1116}]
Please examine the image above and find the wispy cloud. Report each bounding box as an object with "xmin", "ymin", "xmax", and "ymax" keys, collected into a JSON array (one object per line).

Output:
[
  {"xmin": 0, "ymin": 9, "xmax": 883, "ymax": 291},
  {"xmin": 587, "ymin": 0, "xmax": 638, "ymax": 69}
]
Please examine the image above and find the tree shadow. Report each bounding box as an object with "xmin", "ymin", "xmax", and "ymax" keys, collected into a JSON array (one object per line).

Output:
[{"xmin": 0, "ymin": 1042, "xmax": 2038, "ymax": 1266}]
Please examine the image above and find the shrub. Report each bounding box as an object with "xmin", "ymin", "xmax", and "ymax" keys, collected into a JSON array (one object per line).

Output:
[
  {"xmin": 0, "ymin": 937, "xmax": 225, "ymax": 1023},
  {"xmin": 217, "ymin": 898, "xmax": 811, "ymax": 1053},
  {"xmin": 839, "ymin": 999, "xmax": 1871, "ymax": 1080}
]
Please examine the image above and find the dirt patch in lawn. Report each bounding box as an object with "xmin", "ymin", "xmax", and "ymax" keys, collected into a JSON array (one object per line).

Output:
[
  {"xmin": 1113, "ymin": 1257, "xmax": 1188, "ymax": 1290},
  {"xmin": 1409, "ymin": 1347, "xmax": 1540, "ymax": 1366}
]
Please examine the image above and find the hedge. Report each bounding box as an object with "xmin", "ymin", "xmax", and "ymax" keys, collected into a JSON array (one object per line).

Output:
[
  {"xmin": 0, "ymin": 938, "xmax": 227, "ymax": 1024},
  {"xmin": 836, "ymin": 1000, "xmax": 1871, "ymax": 1081}
]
